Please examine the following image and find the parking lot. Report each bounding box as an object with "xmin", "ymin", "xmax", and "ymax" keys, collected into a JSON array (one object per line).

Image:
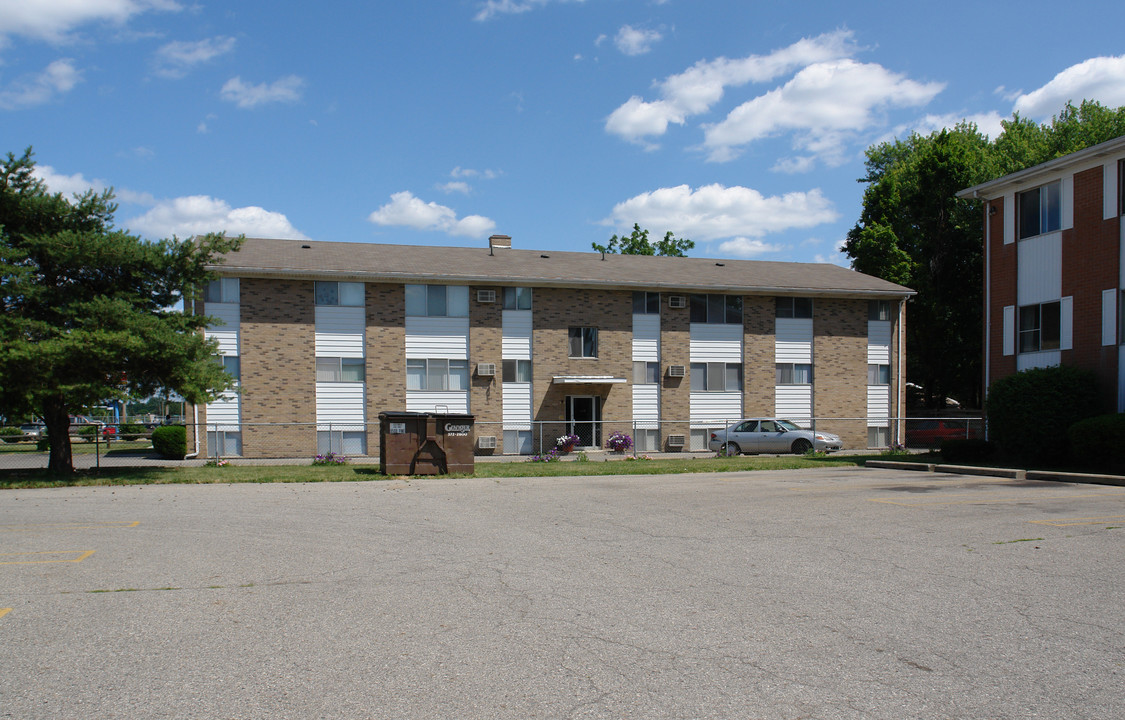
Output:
[{"xmin": 1, "ymin": 467, "xmax": 1122, "ymax": 719}]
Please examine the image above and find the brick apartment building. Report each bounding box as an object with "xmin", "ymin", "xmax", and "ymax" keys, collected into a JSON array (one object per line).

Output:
[
  {"xmin": 189, "ymin": 235, "xmax": 913, "ymax": 458},
  {"xmin": 958, "ymin": 135, "xmax": 1125, "ymax": 409}
]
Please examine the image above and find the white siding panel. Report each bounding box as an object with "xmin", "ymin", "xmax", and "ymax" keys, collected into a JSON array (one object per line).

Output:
[
  {"xmin": 1003, "ymin": 306, "xmax": 1015, "ymax": 356},
  {"xmin": 315, "ymin": 382, "xmax": 365, "ymax": 429},
  {"xmin": 867, "ymin": 385, "xmax": 890, "ymax": 424},
  {"xmin": 502, "ymin": 383, "xmax": 532, "ymax": 429},
  {"xmin": 689, "ymin": 392, "xmax": 742, "ymax": 428},
  {"xmin": 315, "ymin": 306, "xmax": 364, "ymax": 334},
  {"xmin": 405, "ymin": 317, "xmax": 470, "ymax": 359},
  {"xmin": 501, "ymin": 310, "xmax": 532, "ymax": 360},
  {"xmin": 1003, "ymin": 192, "xmax": 1015, "ymax": 245},
  {"xmin": 1060, "ymin": 295, "xmax": 1073, "ymax": 351},
  {"xmin": 775, "ymin": 385, "xmax": 812, "ymax": 426},
  {"xmin": 1061, "ymin": 174, "xmax": 1074, "ymax": 231},
  {"xmin": 775, "ymin": 318, "xmax": 813, "ymax": 363},
  {"xmin": 632, "ymin": 385, "xmax": 660, "ymax": 428},
  {"xmin": 205, "ymin": 302, "xmax": 240, "ymax": 329},
  {"xmin": 1106, "ymin": 162, "xmax": 1119, "ymax": 221},
  {"xmin": 316, "ymin": 332, "xmax": 364, "ymax": 357},
  {"xmin": 632, "ymin": 314, "xmax": 661, "ymax": 361},
  {"xmin": 405, "ymin": 391, "xmax": 469, "ymax": 414},
  {"xmin": 1017, "ymin": 351, "xmax": 1061, "ymax": 372},
  {"xmin": 206, "ymin": 392, "xmax": 240, "ymax": 432},
  {"xmin": 1104, "ymin": 289, "xmax": 1118, "ymax": 346},
  {"xmin": 1017, "ymin": 233, "xmax": 1062, "ymax": 305},
  {"xmin": 867, "ymin": 320, "xmax": 891, "ymax": 364},
  {"xmin": 207, "ymin": 329, "xmax": 239, "ymax": 356},
  {"xmin": 690, "ymin": 323, "xmax": 743, "ymax": 362}
]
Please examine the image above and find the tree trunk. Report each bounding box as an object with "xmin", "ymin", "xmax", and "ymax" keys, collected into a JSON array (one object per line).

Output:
[{"xmin": 42, "ymin": 397, "xmax": 74, "ymax": 475}]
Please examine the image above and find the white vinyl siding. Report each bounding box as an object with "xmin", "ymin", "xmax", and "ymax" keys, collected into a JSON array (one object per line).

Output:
[
  {"xmin": 1060, "ymin": 296, "xmax": 1073, "ymax": 351},
  {"xmin": 689, "ymin": 393, "xmax": 742, "ymax": 429},
  {"xmin": 1003, "ymin": 192, "xmax": 1015, "ymax": 245},
  {"xmin": 867, "ymin": 385, "xmax": 890, "ymax": 425},
  {"xmin": 315, "ymin": 382, "xmax": 365, "ymax": 430},
  {"xmin": 775, "ymin": 385, "xmax": 812, "ymax": 427},
  {"xmin": 406, "ymin": 391, "xmax": 469, "ymax": 414},
  {"xmin": 1003, "ymin": 306, "xmax": 1015, "ymax": 356},
  {"xmin": 205, "ymin": 302, "xmax": 240, "ymax": 356},
  {"xmin": 632, "ymin": 314, "xmax": 661, "ymax": 361},
  {"xmin": 1106, "ymin": 161, "xmax": 1120, "ymax": 220},
  {"xmin": 632, "ymin": 385, "xmax": 660, "ymax": 429},
  {"xmin": 775, "ymin": 318, "xmax": 813, "ymax": 363},
  {"xmin": 405, "ymin": 317, "xmax": 470, "ymax": 359},
  {"xmin": 502, "ymin": 383, "xmax": 532, "ymax": 430},
  {"xmin": 1017, "ymin": 234, "xmax": 1062, "ymax": 305},
  {"xmin": 1104, "ymin": 289, "xmax": 1118, "ymax": 346},
  {"xmin": 689, "ymin": 323, "xmax": 742, "ymax": 362},
  {"xmin": 315, "ymin": 306, "xmax": 365, "ymax": 358},
  {"xmin": 502, "ymin": 310, "xmax": 532, "ymax": 359},
  {"xmin": 1017, "ymin": 351, "xmax": 1061, "ymax": 372},
  {"xmin": 205, "ymin": 297, "xmax": 240, "ymax": 441},
  {"xmin": 1060, "ymin": 175, "xmax": 1074, "ymax": 231},
  {"xmin": 206, "ymin": 391, "xmax": 240, "ymax": 432},
  {"xmin": 867, "ymin": 320, "xmax": 891, "ymax": 364}
]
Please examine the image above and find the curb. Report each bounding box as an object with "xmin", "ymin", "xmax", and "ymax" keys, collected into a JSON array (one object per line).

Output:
[{"xmin": 865, "ymin": 460, "xmax": 1125, "ymax": 487}]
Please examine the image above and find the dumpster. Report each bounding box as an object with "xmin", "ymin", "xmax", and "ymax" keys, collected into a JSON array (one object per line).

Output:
[{"xmin": 379, "ymin": 411, "xmax": 475, "ymax": 475}]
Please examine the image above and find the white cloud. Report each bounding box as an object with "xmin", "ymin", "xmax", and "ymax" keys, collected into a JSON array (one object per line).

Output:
[
  {"xmin": 438, "ymin": 181, "xmax": 471, "ymax": 194},
  {"xmin": 474, "ymin": 0, "xmax": 586, "ymax": 22},
  {"xmin": 1013, "ymin": 55, "xmax": 1125, "ymax": 119},
  {"xmin": 605, "ymin": 29, "xmax": 859, "ymax": 145},
  {"xmin": 717, "ymin": 237, "xmax": 782, "ymax": 258},
  {"xmin": 0, "ymin": 0, "xmax": 180, "ymax": 44},
  {"xmin": 34, "ymin": 163, "xmax": 157, "ymax": 205},
  {"xmin": 451, "ymin": 166, "xmax": 500, "ymax": 180},
  {"xmin": 604, "ymin": 184, "xmax": 838, "ymax": 242},
  {"xmin": 771, "ymin": 155, "xmax": 817, "ymax": 174},
  {"xmin": 368, "ymin": 191, "xmax": 496, "ymax": 238},
  {"xmin": 126, "ymin": 195, "xmax": 309, "ymax": 240},
  {"xmin": 702, "ymin": 59, "xmax": 944, "ymax": 163},
  {"xmin": 615, "ymin": 25, "xmax": 662, "ymax": 56},
  {"xmin": 153, "ymin": 36, "xmax": 236, "ymax": 79},
  {"xmin": 220, "ymin": 75, "xmax": 304, "ymax": 109},
  {"xmin": 883, "ymin": 111, "xmax": 1006, "ymax": 144},
  {"xmin": 0, "ymin": 59, "xmax": 81, "ymax": 109}
]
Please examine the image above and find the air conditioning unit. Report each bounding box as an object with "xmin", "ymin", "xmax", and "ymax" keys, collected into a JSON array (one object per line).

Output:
[
  {"xmin": 667, "ymin": 365, "xmax": 686, "ymax": 377},
  {"xmin": 477, "ymin": 289, "xmax": 496, "ymax": 303},
  {"xmin": 667, "ymin": 434, "xmax": 686, "ymax": 448},
  {"xmin": 478, "ymin": 435, "xmax": 497, "ymax": 450},
  {"xmin": 477, "ymin": 363, "xmax": 496, "ymax": 376},
  {"xmin": 668, "ymin": 295, "xmax": 687, "ymax": 309}
]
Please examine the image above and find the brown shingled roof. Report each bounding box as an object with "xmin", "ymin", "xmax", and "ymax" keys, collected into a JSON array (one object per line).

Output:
[{"xmin": 210, "ymin": 237, "xmax": 914, "ymax": 298}]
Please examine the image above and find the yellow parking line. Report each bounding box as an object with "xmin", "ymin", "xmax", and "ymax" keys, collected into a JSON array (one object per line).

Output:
[
  {"xmin": 1029, "ymin": 515, "xmax": 1125, "ymax": 527},
  {"xmin": 0, "ymin": 608, "xmax": 11, "ymax": 620},
  {"xmin": 0, "ymin": 521, "xmax": 139, "ymax": 532},
  {"xmin": 870, "ymin": 491, "xmax": 1117, "ymax": 507},
  {"xmin": 0, "ymin": 550, "xmax": 96, "ymax": 565}
]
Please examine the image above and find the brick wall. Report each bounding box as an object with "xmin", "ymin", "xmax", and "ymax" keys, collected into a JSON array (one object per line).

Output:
[
  {"xmin": 469, "ymin": 286, "xmax": 503, "ymax": 452},
  {"xmin": 986, "ymin": 196, "xmax": 1018, "ymax": 388},
  {"xmin": 813, "ymin": 298, "xmax": 868, "ymax": 449},
  {"xmin": 366, "ymin": 283, "xmax": 406, "ymax": 457},
  {"xmin": 659, "ymin": 294, "xmax": 691, "ymax": 449},
  {"xmin": 742, "ymin": 295, "xmax": 775, "ymax": 416}
]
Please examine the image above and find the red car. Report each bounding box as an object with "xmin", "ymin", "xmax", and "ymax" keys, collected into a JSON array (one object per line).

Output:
[{"xmin": 905, "ymin": 419, "xmax": 978, "ymax": 447}]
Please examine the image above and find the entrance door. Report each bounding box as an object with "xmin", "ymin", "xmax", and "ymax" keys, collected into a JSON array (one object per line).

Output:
[{"xmin": 566, "ymin": 396, "xmax": 601, "ymax": 448}]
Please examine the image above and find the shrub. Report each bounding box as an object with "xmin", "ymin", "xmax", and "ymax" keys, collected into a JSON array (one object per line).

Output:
[
  {"xmin": 940, "ymin": 439, "xmax": 996, "ymax": 464},
  {"xmin": 151, "ymin": 425, "xmax": 187, "ymax": 459},
  {"xmin": 119, "ymin": 423, "xmax": 145, "ymax": 441},
  {"xmin": 986, "ymin": 365, "xmax": 1102, "ymax": 465},
  {"xmin": 77, "ymin": 424, "xmax": 98, "ymax": 442},
  {"xmin": 1067, "ymin": 414, "xmax": 1125, "ymax": 471},
  {"xmin": 0, "ymin": 427, "xmax": 23, "ymax": 443}
]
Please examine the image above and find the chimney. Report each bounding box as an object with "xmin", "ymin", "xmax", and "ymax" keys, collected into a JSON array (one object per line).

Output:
[{"xmin": 488, "ymin": 234, "xmax": 512, "ymax": 253}]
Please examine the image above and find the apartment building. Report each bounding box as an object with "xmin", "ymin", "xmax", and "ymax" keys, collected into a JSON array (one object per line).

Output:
[
  {"xmin": 958, "ymin": 135, "xmax": 1125, "ymax": 408},
  {"xmin": 190, "ymin": 235, "xmax": 913, "ymax": 458}
]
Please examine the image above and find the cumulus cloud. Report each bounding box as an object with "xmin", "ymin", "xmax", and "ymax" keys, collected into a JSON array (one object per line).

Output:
[
  {"xmin": 702, "ymin": 59, "xmax": 944, "ymax": 163},
  {"xmin": 368, "ymin": 191, "xmax": 496, "ymax": 238},
  {"xmin": 0, "ymin": 59, "xmax": 81, "ymax": 110},
  {"xmin": 0, "ymin": 0, "xmax": 180, "ymax": 44},
  {"xmin": 126, "ymin": 195, "xmax": 309, "ymax": 240},
  {"xmin": 605, "ymin": 29, "xmax": 858, "ymax": 145},
  {"xmin": 717, "ymin": 237, "xmax": 783, "ymax": 258},
  {"xmin": 437, "ymin": 181, "xmax": 471, "ymax": 194},
  {"xmin": 153, "ymin": 36, "xmax": 236, "ymax": 78},
  {"xmin": 220, "ymin": 75, "xmax": 304, "ymax": 109},
  {"xmin": 474, "ymin": 0, "xmax": 586, "ymax": 21},
  {"xmin": 615, "ymin": 25, "xmax": 662, "ymax": 56},
  {"xmin": 34, "ymin": 163, "xmax": 156, "ymax": 205},
  {"xmin": 1013, "ymin": 55, "xmax": 1125, "ymax": 119},
  {"xmin": 604, "ymin": 184, "xmax": 838, "ymax": 243}
]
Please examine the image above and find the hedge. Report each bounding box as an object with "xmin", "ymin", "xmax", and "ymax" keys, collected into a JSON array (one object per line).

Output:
[
  {"xmin": 1066, "ymin": 414, "xmax": 1125, "ymax": 471},
  {"xmin": 151, "ymin": 425, "xmax": 187, "ymax": 459},
  {"xmin": 986, "ymin": 365, "xmax": 1101, "ymax": 465}
]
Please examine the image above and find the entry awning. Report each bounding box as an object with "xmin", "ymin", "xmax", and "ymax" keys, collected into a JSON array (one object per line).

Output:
[{"xmin": 551, "ymin": 375, "xmax": 628, "ymax": 385}]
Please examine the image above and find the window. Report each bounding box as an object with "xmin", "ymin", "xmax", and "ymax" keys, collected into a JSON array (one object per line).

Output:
[
  {"xmin": 568, "ymin": 327, "xmax": 598, "ymax": 358},
  {"xmin": 219, "ymin": 356, "xmax": 240, "ymax": 381},
  {"xmin": 776, "ymin": 363, "xmax": 813, "ymax": 385},
  {"xmin": 315, "ymin": 281, "xmax": 364, "ymax": 307},
  {"xmin": 503, "ymin": 429, "xmax": 533, "ymax": 455},
  {"xmin": 207, "ymin": 430, "xmax": 242, "ymax": 457},
  {"xmin": 1018, "ymin": 301, "xmax": 1061, "ymax": 353},
  {"xmin": 316, "ymin": 357, "xmax": 365, "ymax": 382},
  {"xmin": 204, "ymin": 277, "xmax": 239, "ymax": 303},
  {"xmin": 503, "ymin": 287, "xmax": 532, "ymax": 310},
  {"xmin": 690, "ymin": 362, "xmax": 742, "ymax": 392},
  {"xmin": 867, "ymin": 364, "xmax": 890, "ymax": 385},
  {"xmin": 635, "ymin": 429, "xmax": 660, "ymax": 452},
  {"xmin": 867, "ymin": 426, "xmax": 889, "ymax": 448},
  {"xmin": 502, "ymin": 359, "xmax": 532, "ymax": 383},
  {"xmin": 317, "ymin": 430, "xmax": 366, "ymax": 455},
  {"xmin": 633, "ymin": 361, "xmax": 659, "ymax": 384},
  {"xmin": 690, "ymin": 294, "xmax": 742, "ymax": 324},
  {"xmin": 869, "ymin": 300, "xmax": 891, "ymax": 321},
  {"xmin": 1018, "ymin": 181, "xmax": 1061, "ymax": 240},
  {"xmin": 406, "ymin": 358, "xmax": 469, "ymax": 390},
  {"xmin": 405, "ymin": 285, "xmax": 469, "ymax": 317},
  {"xmin": 633, "ymin": 291, "xmax": 660, "ymax": 315},
  {"xmin": 776, "ymin": 297, "xmax": 813, "ymax": 319}
]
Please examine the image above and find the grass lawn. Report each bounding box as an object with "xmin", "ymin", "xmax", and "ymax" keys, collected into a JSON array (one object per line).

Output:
[{"xmin": 0, "ymin": 453, "xmax": 875, "ymax": 489}]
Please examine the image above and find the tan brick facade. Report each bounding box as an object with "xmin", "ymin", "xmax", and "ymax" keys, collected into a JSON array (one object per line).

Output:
[
  {"xmin": 813, "ymin": 298, "xmax": 869, "ymax": 449},
  {"xmin": 742, "ymin": 296, "xmax": 776, "ymax": 416}
]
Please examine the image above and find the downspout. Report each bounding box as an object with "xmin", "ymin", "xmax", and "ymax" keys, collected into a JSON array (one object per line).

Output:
[{"xmin": 897, "ymin": 298, "xmax": 905, "ymax": 445}]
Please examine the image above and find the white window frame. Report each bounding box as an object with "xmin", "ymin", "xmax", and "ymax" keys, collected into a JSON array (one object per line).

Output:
[
  {"xmin": 776, "ymin": 363, "xmax": 814, "ymax": 385},
  {"xmin": 776, "ymin": 297, "xmax": 813, "ymax": 319},
  {"xmin": 633, "ymin": 361, "xmax": 660, "ymax": 384},
  {"xmin": 633, "ymin": 291, "xmax": 661, "ymax": 315},
  {"xmin": 406, "ymin": 285, "xmax": 469, "ymax": 317},
  {"xmin": 204, "ymin": 277, "xmax": 239, "ymax": 304},
  {"xmin": 502, "ymin": 359, "xmax": 532, "ymax": 383},
  {"xmin": 502, "ymin": 287, "xmax": 533, "ymax": 310},
  {"xmin": 691, "ymin": 362, "xmax": 742, "ymax": 392},
  {"xmin": 1018, "ymin": 301, "xmax": 1061, "ymax": 353},
  {"xmin": 314, "ymin": 281, "xmax": 364, "ymax": 307},
  {"xmin": 407, "ymin": 358, "xmax": 470, "ymax": 391},
  {"xmin": 568, "ymin": 327, "xmax": 598, "ymax": 358},
  {"xmin": 316, "ymin": 357, "xmax": 365, "ymax": 383},
  {"xmin": 690, "ymin": 294, "xmax": 743, "ymax": 324},
  {"xmin": 867, "ymin": 364, "xmax": 890, "ymax": 385},
  {"xmin": 1018, "ymin": 181, "xmax": 1061, "ymax": 240}
]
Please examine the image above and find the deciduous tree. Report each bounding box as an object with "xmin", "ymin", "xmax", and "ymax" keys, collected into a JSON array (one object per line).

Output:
[{"xmin": 592, "ymin": 223, "xmax": 694, "ymax": 257}]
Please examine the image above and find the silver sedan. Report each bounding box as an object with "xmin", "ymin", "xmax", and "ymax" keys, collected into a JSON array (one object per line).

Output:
[{"xmin": 709, "ymin": 418, "xmax": 843, "ymax": 455}]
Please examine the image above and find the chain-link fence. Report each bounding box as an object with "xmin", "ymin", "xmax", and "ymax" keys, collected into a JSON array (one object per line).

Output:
[{"xmin": 0, "ymin": 416, "xmax": 985, "ymax": 470}]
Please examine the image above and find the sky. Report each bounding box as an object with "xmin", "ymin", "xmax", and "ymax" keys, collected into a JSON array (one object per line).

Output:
[{"xmin": 3, "ymin": 0, "xmax": 1125, "ymax": 267}]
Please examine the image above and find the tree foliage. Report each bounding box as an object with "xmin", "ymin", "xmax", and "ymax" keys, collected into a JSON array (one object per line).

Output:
[
  {"xmin": 844, "ymin": 101, "xmax": 1125, "ymax": 408},
  {"xmin": 0, "ymin": 148, "xmax": 242, "ymax": 473},
  {"xmin": 592, "ymin": 223, "xmax": 694, "ymax": 257}
]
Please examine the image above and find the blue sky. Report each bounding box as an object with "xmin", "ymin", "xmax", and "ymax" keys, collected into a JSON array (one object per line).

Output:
[{"xmin": 3, "ymin": 1, "xmax": 1124, "ymax": 266}]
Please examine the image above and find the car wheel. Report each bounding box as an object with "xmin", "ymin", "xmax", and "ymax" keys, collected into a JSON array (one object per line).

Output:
[
  {"xmin": 722, "ymin": 442, "xmax": 740, "ymax": 456},
  {"xmin": 791, "ymin": 438, "xmax": 813, "ymax": 454}
]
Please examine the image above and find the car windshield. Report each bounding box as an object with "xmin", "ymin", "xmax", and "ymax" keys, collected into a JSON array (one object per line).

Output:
[{"xmin": 777, "ymin": 420, "xmax": 801, "ymax": 431}]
